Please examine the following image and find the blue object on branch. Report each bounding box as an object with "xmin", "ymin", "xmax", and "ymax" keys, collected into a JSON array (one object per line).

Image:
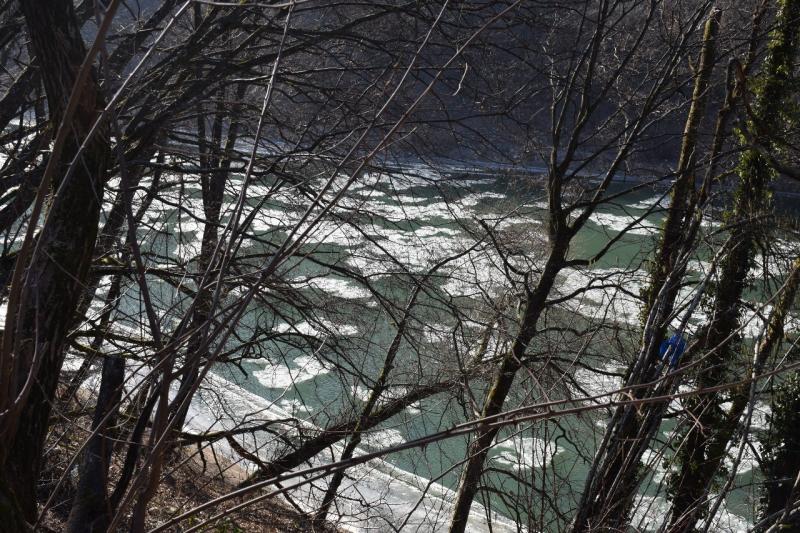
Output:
[{"xmin": 659, "ymin": 333, "xmax": 686, "ymax": 369}]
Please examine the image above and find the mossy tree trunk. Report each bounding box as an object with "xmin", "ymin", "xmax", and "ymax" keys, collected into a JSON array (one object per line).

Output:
[
  {"xmin": 685, "ymin": 257, "xmax": 800, "ymax": 531},
  {"xmin": 643, "ymin": 8, "xmax": 721, "ymax": 323},
  {"xmin": 667, "ymin": 2, "xmax": 800, "ymax": 530},
  {"xmin": 571, "ymin": 11, "xmax": 721, "ymax": 531}
]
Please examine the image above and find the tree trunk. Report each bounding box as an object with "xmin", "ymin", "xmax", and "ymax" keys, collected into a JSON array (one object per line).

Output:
[
  {"xmin": 66, "ymin": 272, "xmax": 125, "ymax": 533},
  {"xmin": 643, "ymin": 8, "xmax": 720, "ymax": 322},
  {"xmin": 313, "ymin": 284, "xmax": 422, "ymax": 524},
  {"xmin": 572, "ymin": 11, "xmax": 721, "ymax": 530},
  {"xmin": 670, "ymin": 258, "xmax": 800, "ymax": 531},
  {"xmin": 0, "ymin": 0, "xmax": 110, "ymax": 525},
  {"xmin": 240, "ymin": 380, "xmax": 455, "ymax": 488},
  {"xmin": 169, "ymin": 85, "xmax": 233, "ymax": 436},
  {"xmin": 448, "ymin": 236, "xmax": 568, "ymax": 533},
  {"xmin": 667, "ymin": 2, "xmax": 800, "ymax": 529}
]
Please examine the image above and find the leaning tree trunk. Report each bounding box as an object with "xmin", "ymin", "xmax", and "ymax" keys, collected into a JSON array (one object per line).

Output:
[
  {"xmin": 448, "ymin": 233, "xmax": 570, "ymax": 533},
  {"xmin": 642, "ymin": 8, "xmax": 720, "ymax": 323},
  {"xmin": 0, "ymin": 0, "xmax": 111, "ymax": 527},
  {"xmin": 667, "ymin": 2, "xmax": 800, "ymax": 530},
  {"xmin": 571, "ymin": 10, "xmax": 721, "ymax": 531},
  {"xmin": 239, "ymin": 379, "xmax": 459, "ymax": 488},
  {"xmin": 313, "ymin": 284, "xmax": 423, "ymax": 524}
]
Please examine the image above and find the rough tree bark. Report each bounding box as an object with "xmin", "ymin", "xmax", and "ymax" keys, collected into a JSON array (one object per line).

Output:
[
  {"xmin": 667, "ymin": 2, "xmax": 800, "ymax": 529},
  {"xmin": 572, "ymin": 11, "xmax": 721, "ymax": 531},
  {"xmin": 0, "ymin": 0, "xmax": 111, "ymax": 528},
  {"xmin": 66, "ymin": 272, "xmax": 126, "ymax": 533}
]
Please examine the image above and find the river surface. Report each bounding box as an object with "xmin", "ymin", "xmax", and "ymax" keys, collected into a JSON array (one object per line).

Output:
[{"xmin": 93, "ymin": 163, "xmax": 798, "ymax": 531}]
